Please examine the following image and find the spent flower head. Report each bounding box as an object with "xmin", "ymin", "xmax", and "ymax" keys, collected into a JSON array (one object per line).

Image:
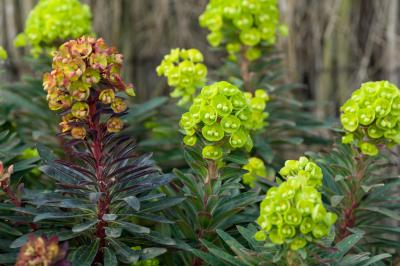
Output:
[
  {"xmin": 340, "ymin": 81, "xmax": 400, "ymax": 156},
  {"xmin": 16, "ymin": 235, "xmax": 69, "ymax": 266},
  {"xmin": 43, "ymin": 36, "xmax": 135, "ymax": 138},
  {"xmin": 255, "ymin": 156, "xmax": 337, "ymax": 251},
  {"xmin": 179, "ymin": 81, "xmax": 269, "ymax": 160},
  {"xmin": 199, "ymin": 0, "xmax": 282, "ymax": 61},
  {"xmin": 0, "ymin": 161, "xmax": 13, "ymax": 189},
  {"xmin": 157, "ymin": 48, "xmax": 207, "ymax": 105},
  {"xmin": 14, "ymin": 0, "xmax": 93, "ymax": 57}
]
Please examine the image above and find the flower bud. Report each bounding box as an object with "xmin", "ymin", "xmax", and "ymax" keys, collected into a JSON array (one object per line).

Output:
[
  {"xmin": 111, "ymin": 98, "xmax": 127, "ymax": 113},
  {"xmin": 99, "ymin": 89, "xmax": 115, "ymax": 104},
  {"xmin": 71, "ymin": 127, "xmax": 86, "ymax": 139},
  {"xmin": 71, "ymin": 102, "xmax": 89, "ymax": 119},
  {"xmin": 107, "ymin": 117, "xmax": 124, "ymax": 133}
]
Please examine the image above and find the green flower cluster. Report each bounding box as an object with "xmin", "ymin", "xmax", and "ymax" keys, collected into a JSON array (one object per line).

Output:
[
  {"xmin": 0, "ymin": 46, "xmax": 7, "ymax": 61},
  {"xmin": 242, "ymin": 157, "xmax": 268, "ymax": 187},
  {"xmin": 156, "ymin": 48, "xmax": 207, "ymax": 105},
  {"xmin": 131, "ymin": 247, "xmax": 160, "ymax": 266},
  {"xmin": 255, "ymin": 157, "xmax": 337, "ymax": 251},
  {"xmin": 279, "ymin": 156, "xmax": 323, "ymax": 188},
  {"xmin": 340, "ymin": 81, "xmax": 400, "ymax": 156},
  {"xmin": 179, "ymin": 81, "xmax": 269, "ymax": 160},
  {"xmin": 199, "ymin": 0, "xmax": 280, "ymax": 61},
  {"xmin": 14, "ymin": 0, "xmax": 92, "ymax": 56}
]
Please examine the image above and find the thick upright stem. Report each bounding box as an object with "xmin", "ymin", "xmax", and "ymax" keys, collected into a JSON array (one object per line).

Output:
[
  {"xmin": 337, "ymin": 153, "xmax": 364, "ymax": 241},
  {"xmin": 88, "ymin": 99, "xmax": 110, "ymax": 262},
  {"xmin": 192, "ymin": 160, "xmax": 219, "ymax": 266}
]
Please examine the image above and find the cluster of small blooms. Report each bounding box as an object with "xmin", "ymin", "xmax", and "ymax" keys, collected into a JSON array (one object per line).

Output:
[
  {"xmin": 131, "ymin": 247, "xmax": 160, "ymax": 266},
  {"xmin": 254, "ymin": 157, "xmax": 337, "ymax": 251},
  {"xmin": 43, "ymin": 36, "xmax": 135, "ymax": 139},
  {"xmin": 199, "ymin": 0, "xmax": 280, "ymax": 61},
  {"xmin": 16, "ymin": 235, "xmax": 69, "ymax": 266},
  {"xmin": 340, "ymin": 81, "xmax": 400, "ymax": 156},
  {"xmin": 14, "ymin": 0, "xmax": 92, "ymax": 57},
  {"xmin": 242, "ymin": 157, "xmax": 268, "ymax": 187},
  {"xmin": 279, "ymin": 156, "xmax": 323, "ymax": 188},
  {"xmin": 179, "ymin": 81, "xmax": 269, "ymax": 160},
  {"xmin": 0, "ymin": 46, "xmax": 7, "ymax": 61},
  {"xmin": 156, "ymin": 48, "xmax": 207, "ymax": 105}
]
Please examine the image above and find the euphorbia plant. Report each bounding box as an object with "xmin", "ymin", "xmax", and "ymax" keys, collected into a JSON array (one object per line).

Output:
[
  {"xmin": 199, "ymin": 0, "xmax": 327, "ymax": 176},
  {"xmin": 193, "ymin": 156, "xmax": 391, "ymax": 265},
  {"xmin": 158, "ymin": 81, "xmax": 269, "ymax": 265},
  {"xmin": 310, "ymin": 80, "xmax": 400, "ymax": 258},
  {"xmin": 0, "ymin": 36, "xmax": 183, "ymax": 265}
]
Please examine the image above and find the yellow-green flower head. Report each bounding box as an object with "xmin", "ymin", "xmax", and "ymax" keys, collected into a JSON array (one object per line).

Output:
[
  {"xmin": 279, "ymin": 156, "xmax": 323, "ymax": 188},
  {"xmin": 199, "ymin": 0, "xmax": 282, "ymax": 61},
  {"xmin": 0, "ymin": 46, "xmax": 8, "ymax": 61},
  {"xmin": 242, "ymin": 157, "xmax": 268, "ymax": 187},
  {"xmin": 43, "ymin": 36, "xmax": 134, "ymax": 137},
  {"xmin": 254, "ymin": 157, "xmax": 337, "ymax": 251},
  {"xmin": 340, "ymin": 81, "xmax": 400, "ymax": 156},
  {"xmin": 14, "ymin": 0, "xmax": 93, "ymax": 57},
  {"xmin": 179, "ymin": 81, "xmax": 269, "ymax": 160},
  {"xmin": 157, "ymin": 48, "xmax": 207, "ymax": 106}
]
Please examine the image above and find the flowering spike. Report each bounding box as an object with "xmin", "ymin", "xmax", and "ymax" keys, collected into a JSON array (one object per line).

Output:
[
  {"xmin": 199, "ymin": 0, "xmax": 282, "ymax": 61},
  {"xmin": 43, "ymin": 36, "xmax": 135, "ymax": 138},
  {"xmin": 14, "ymin": 0, "xmax": 93, "ymax": 57},
  {"xmin": 340, "ymin": 81, "xmax": 400, "ymax": 155},
  {"xmin": 180, "ymin": 81, "xmax": 269, "ymax": 160},
  {"xmin": 255, "ymin": 156, "xmax": 337, "ymax": 251}
]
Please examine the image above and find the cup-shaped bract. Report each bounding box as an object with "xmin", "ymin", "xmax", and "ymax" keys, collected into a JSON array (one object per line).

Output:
[
  {"xmin": 179, "ymin": 81, "xmax": 269, "ymax": 160},
  {"xmin": 254, "ymin": 156, "xmax": 337, "ymax": 251},
  {"xmin": 43, "ymin": 36, "xmax": 135, "ymax": 138},
  {"xmin": 340, "ymin": 81, "xmax": 400, "ymax": 156},
  {"xmin": 157, "ymin": 48, "xmax": 207, "ymax": 105},
  {"xmin": 14, "ymin": 0, "xmax": 93, "ymax": 56},
  {"xmin": 199, "ymin": 0, "xmax": 282, "ymax": 61},
  {"xmin": 279, "ymin": 156, "xmax": 323, "ymax": 188},
  {"xmin": 242, "ymin": 157, "xmax": 268, "ymax": 187}
]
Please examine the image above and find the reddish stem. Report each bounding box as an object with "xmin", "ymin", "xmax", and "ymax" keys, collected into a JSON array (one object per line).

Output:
[
  {"xmin": 88, "ymin": 97, "xmax": 110, "ymax": 262},
  {"xmin": 3, "ymin": 186, "xmax": 22, "ymax": 207},
  {"xmin": 336, "ymin": 154, "xmax": 364, "ymax": 241},
  {"xmin": 2, "ymin": 183, "xmax": 38, "ymax": 230}
]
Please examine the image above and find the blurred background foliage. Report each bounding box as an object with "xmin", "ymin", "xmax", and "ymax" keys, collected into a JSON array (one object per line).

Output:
[{"xmin": 1, "ymin": 0, "xmax": 399, "ymax": 118}]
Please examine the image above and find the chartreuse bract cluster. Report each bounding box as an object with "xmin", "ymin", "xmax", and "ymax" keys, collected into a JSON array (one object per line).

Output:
[
  {"xmin": 179, "ymin": 81, "xmax": 269, "ymax": 160},
  {"xmin": 199, "ymin": 0, "xmax": 283, "ymax": 61},
  {"xmin": 156, "ymin": 48, "xmax": 207, "ymax": 105},
  {"xmin": 255, "ymin": 156, "xmax": 337, "ymax": 251},
  {"xmin": 14, "ymin": 0, "xmax": 93, "ymax": 56},
  {"xmin": 242, "ymin": 157, "xmax": 269, "ymax": 187},
  {"xmin": 340, "ymin": 81, "xmax": 400, "ymax": 156},
  {"xmin": 43, "ymin": 36, "xmax": 135, "ymax": 139}
]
